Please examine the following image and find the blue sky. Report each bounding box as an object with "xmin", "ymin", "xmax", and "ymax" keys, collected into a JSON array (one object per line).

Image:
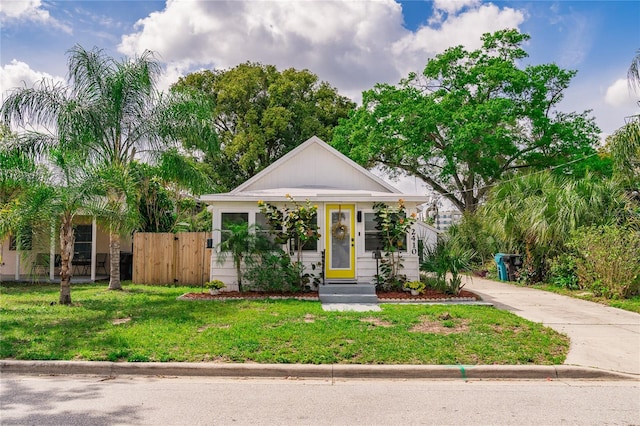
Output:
[{"xmin": 1, "ymin": 0, "xmax": 638, "ymax": 140}]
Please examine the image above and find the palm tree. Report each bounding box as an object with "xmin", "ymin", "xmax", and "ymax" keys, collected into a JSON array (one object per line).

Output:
[
  {"xmin": 609, "ymin": 50, "xmax": 640, "ymax": 185},
  {"xmin": 628, "ymin": 49, "xmax": 640, "ymax": 90},
  {"xmin": 1, "ymin": 138, "xmax": 96, "ymax": 304},
  {"xmin": 45, "ymin": 151, "xmax": 97, "ymax": 304},
  {"xmin": 0, "ymin": 127, "xmax": 38, "ymax": 240},
  {"xmin": 482, "ymin": 172, "xmax": 623, "ymax": 282},
  {"xmin": 1, "ymin": 46, "xmax": 216, "ymax": 290}
]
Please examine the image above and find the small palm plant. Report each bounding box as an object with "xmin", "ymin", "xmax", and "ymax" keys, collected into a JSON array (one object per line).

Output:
[
  {"xmin": 421, "ymin": 237, "xmax": 474, "ymax": 295},
  {"xmin": 215, "ymin": 222, "xmax": 268, "ymax": 292}
]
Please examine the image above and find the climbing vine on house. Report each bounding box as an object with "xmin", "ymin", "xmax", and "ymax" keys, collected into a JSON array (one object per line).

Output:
[
  {"xmin": 373, "ymin": 200, "xmax": 417, "ymax": 290},
  {"xmin": 258, "ymin": 195, "xmax": 321, "ymax": 288}
]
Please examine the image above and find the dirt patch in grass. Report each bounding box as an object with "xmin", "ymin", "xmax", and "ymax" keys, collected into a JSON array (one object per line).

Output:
[
  {"xmin": 112, "ymin": 318, "xmax": 131, "ymax": 325},
  {"xmin": 491, "ymin": 325, "xmax": 523, "ymax": 334},
  {"xmin": 360, "ymin": 317, "xmax": 394, "ymax": 327},
  {"xmin": 410, "ymin": 315, "xmax": 471, "ymax": 335}
]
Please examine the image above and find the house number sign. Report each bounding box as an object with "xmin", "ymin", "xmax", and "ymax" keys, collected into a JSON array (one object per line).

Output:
[{"xmin": 411, "ymin": 228, "xmax": 417, "ymax": 255}]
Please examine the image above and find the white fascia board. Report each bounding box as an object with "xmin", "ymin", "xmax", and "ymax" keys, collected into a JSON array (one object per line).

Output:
[{"xmin": 200, "ymin": 194, "xmax": 426, "ymax": 203}]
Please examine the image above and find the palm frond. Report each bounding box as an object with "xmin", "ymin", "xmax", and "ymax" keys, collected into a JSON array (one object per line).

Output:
[{"xmin": 628, "ymin": 49, "xmax": 640, "ymax": 91}]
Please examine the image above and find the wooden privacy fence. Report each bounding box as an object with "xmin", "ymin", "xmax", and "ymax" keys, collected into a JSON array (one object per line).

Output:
[{"xmin": 133, "ymin": 232, "xmax": 211, "ymax": 285}]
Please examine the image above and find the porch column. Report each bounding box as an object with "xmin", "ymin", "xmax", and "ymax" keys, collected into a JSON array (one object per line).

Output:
[
  {"xmin": 14, "ymin": 248, "xmax": 20, "ymax": 281},
  {"xmin": 209, "ymin": 206, "xmax": 215, "ymax": 282},
  {"xmin": 49, "ymin": 223, "xmax": 56, "ymax": 281},
  {"xmin": 91, "ymin": 217, "xmax": 97, "ymax": 281}
]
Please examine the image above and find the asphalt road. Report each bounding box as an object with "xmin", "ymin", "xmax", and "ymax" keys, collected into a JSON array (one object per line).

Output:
[{"xmin": 2, "ymin": 374, "xmax": 639, "ymax": 425}]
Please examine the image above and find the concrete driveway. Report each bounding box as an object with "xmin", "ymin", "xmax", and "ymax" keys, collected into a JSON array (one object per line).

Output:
[{"xmin": 463, "ymin": 276, "xmax": 640, "ymax": 376}]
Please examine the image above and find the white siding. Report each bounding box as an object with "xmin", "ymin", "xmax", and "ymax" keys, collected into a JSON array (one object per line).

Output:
[
  {"xmin": 241, "ymin": 143, "xmax": 391, "ymax": 193},
  {"xmin": 207, "ymin": 188, "xmax": 431, "ymax": 289}
]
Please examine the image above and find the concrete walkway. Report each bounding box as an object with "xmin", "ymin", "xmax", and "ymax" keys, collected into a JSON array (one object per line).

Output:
[
  {"xmin": 322, "ymin": 303, "xmax": 381, "ymax": 311},
  {"xmin": 463, "ymin": 276, "xmax": 640, "ymax": 376}
]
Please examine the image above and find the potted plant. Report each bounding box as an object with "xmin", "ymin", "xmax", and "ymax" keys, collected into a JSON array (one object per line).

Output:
[
  {"xmin": 405, "ymin": 280, "xmax": 426, "ymax": 296},
  {"xmin": 205, "ymin": 280, "xmax": 226, "ymax": 295}
]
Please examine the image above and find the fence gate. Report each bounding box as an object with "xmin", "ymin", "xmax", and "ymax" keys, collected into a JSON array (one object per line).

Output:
[{"xmin": 133, "ymin": 232, "xmax": 211, "ymax": 285}]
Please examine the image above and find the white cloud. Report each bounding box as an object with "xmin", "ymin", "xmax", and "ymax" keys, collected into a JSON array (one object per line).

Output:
[
  {"xmin": 393, "ymin": 3, "xmax": 524, "ymax": 77},
  {"xmin": 0, "ymin": 0, "xmax": 71, "ymax": 33},
  {"xmin": 0, "ymin": 59, "xmax": 64, "ymax": 98},
  {"xmin": 546, "ymin": 7, "xmax": 591, "ymax": 68},
  {"xmin": 557, "ymin": 73, "xmax": 638, "ymax": 142},
  {"xmin": 433, "ymin": 0, "xmax": 481, "ymax": 16},
  {"xmin": 0, "ymin": 0, "xmax": 47, "ymax": 20},
  {"xmin": 605, "ymin": 78, "xmax": 639, "ymax": 108},
  {"xmin": 118, "ymin": 0, "xmax": 525, "ymax": 99}
]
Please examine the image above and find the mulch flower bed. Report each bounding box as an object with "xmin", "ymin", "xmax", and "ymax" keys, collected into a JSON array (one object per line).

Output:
[
  {"xmin": 180, "ymin": 291, "xmax": 319, "ymax": 301},
  {"xmin": 377, "ymin": 289, "xmax": 480, "ymax": 302},
  {"xmin": 179, "ymin": 289, "xmax": 481, "ymax": 302}
]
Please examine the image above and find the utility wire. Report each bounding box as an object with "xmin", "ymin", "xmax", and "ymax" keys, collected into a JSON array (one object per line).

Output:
[{"xmin": 423, "ymin": 151, "xmax": 601, "ymax": 200}]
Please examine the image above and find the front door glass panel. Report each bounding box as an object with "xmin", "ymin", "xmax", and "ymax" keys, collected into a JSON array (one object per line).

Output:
[{"xmin": 326, "ymin": 204, "xmax": 355, "ymax": 279}]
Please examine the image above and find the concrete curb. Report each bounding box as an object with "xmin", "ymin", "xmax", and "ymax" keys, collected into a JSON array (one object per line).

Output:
[{"xmin": 2, "ymin": 360, "xmax": 637, "ymax": 381}]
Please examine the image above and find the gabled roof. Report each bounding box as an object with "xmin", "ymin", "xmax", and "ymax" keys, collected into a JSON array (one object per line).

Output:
[
  {"xmin": 201, "ymin": 136, "xmax": 426, "ymax": 203},
  {"xmin": 232, "ymin": 136, "xmax": 400, "ymax": 194}
]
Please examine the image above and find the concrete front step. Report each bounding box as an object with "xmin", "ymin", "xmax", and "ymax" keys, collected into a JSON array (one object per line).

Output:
[
  {"xmin": 319, "ymin": 283, "xmax": 376, "ymax": 295},
  {"xmin": 319, "ymin": 294, "xmax": 379, "ymax": 304},
  {"xmin": 319, "ymin": 283, "xmax": 378, "ymax": 304}
]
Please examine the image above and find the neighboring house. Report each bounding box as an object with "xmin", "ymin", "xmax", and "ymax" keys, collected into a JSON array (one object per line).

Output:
[
  {"xmin": 435, "ymin": 210, "xmax": 463, "ymax": 232},
  {"xmin": 0, "ymin": 216, "xmax": 132, "ymax": 282},
  {"xmin": 415, "ymin": 220, "xmax": 440, "ymax": 261},
  {"xmin": 200, "ymin": 136, "xmax": 437, "ymax": 290}
]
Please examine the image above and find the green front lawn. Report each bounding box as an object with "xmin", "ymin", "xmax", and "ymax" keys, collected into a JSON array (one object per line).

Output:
[{"xmin": 0, "ymin": 283, "xmax": 568, "ymax": 365}]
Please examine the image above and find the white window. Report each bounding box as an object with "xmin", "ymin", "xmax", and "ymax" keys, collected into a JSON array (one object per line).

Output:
[
  {"xmin": 364, "ymin": 212, "xmax": 407, "ymax": 252},
  {"xmin": 364, "ymin": 213, "xmax": 383, "ymax": 251},
  {"xmin": 220, "ymin": 212, "xmax": 249, "ymax": 244},
  {"xmin": 255, "ymin": 212, "xmax": 280, "ymax": 249}
]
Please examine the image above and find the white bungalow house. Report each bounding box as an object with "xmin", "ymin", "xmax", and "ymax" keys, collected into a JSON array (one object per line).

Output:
[{"xmin": 200, "ymin": 136, "xmax": 438, "ymax": 291}]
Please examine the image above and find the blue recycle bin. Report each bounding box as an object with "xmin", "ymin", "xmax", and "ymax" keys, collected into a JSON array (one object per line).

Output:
[{"xmin": 494, "ymin": 253, "xmax": 508, "ymax": 281}]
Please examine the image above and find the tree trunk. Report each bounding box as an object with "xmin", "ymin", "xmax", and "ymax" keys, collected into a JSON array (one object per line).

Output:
[
  {"xmin": 463, "ymin": 190, "xmax": 478, "ymax": 214},
  {"xmin": 108, "ymin": 230, "xmax": 122, "ymax": 290},
  {"xmin": 235, "ymin": 255, "xmax": 243, "ymax": 292},
  {"xmin": 59, "ymin": 214, "xmax": 74, "ymax": 305}
]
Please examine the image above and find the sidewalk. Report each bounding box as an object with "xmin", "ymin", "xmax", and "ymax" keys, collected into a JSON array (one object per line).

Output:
[{"xmin": 463, "ymin": 276, "xmax": 640, "ymax": 376}]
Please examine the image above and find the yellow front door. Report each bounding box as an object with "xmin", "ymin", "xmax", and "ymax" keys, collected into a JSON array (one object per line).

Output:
[{"xmin": 325, "ymin": 204, "xmax": 356, "ymax": 279}]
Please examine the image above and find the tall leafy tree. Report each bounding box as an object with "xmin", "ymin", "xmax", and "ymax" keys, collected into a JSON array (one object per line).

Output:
[
  {"xmin": 132, "ymin": 152, "xmax": 213, "ymax": 233},
  {"xmin": 333, "ymin": 29, "xmax": 601, "ymax": 212},
  {"xmin": 172, "ymin": 63, "xmax": 355, "ymax": 190},
  {"xmin": 1, "ymin": 46, "xmax": 215, "ymax": 290}
]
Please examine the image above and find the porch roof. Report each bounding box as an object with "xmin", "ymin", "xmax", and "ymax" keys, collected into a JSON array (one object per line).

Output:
[{"xmin": 200, "ymin": 186, "xmax": 426, "ymax": 203}]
